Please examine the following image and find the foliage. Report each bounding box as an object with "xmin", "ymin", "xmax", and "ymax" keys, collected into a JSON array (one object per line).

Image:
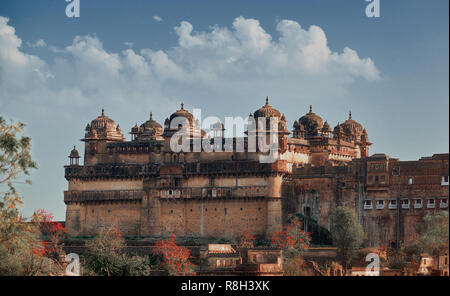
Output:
[
  {"xmin": 296, "ymin": 213, "xmax": 332, "ymax": 246},
  {"xmin": 153, "ymin": 234, "xmax": 195, "ymax": 275},
  {"xmin": 388, "ymin": 211, "xmax": 449, "ymax": 271},
  {"xmin": 0, "ymin": 117, "xmax": 64, "ymax": 275},
  {"xmin": 0, "ymin": 116, "xmax": 37, "ymax": 221},
  {"xmin": 83, "ymin": 226, "xmax": 151, "ymax": 276},
  {"xmin": 330, "ymin": 206, "xmax": 365, "ymax": 268},
  {"xmin": 271, "ymin": 218, "xmax": 311, "ymax": 261},
  {"xmin": 283, "ymin": 255, "xmax": 315, "ymax": 276},
  {"xmin": 417, "ymin": 211, "xmax": 449, "ymax": 255},
  {"xmin": 237, "ymin": 231, "xmax": 256, "ymax": 249},
  {"xmin": 0, "ymin": 211, "xmax": 64, "ymax": 275}
]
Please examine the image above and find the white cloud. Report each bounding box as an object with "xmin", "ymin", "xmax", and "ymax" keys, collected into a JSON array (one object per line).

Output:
[
  {"xmin": 26, "ymin": 38, "xmax": 47, "ymax": 48},
  {"xmin": 1, "ymin": 15, "xmax": 380, "ymax": 127},
  {"xmin": 123, "ymin": 41, "xmax": 134, "ymax": 48},
  {"xmin": 153, "ymin": 15, "xmax": 163, "ymax": 22}
]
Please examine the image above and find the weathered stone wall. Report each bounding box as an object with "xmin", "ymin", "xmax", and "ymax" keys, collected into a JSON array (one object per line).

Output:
[{"xmin": 156, "ymin": 198, "xmax": 268, "ymax": 238}]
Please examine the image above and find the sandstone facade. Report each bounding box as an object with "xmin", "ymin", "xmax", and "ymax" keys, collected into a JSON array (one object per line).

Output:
[{"xmin": 64, "ymin": 99, "xmax": 448, "ymax": 246}]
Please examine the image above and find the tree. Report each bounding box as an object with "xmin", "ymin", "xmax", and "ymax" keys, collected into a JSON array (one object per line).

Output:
[
  {"xmin": 237, "ymin": 231, "xmax": 256, "ymax": 249},
  {"xmin": 0, "ymin": 116, "xmax": 37, "ymax": 215},
  {"xmin": 271, "ymin": 217, "xmax": 311, "ymax": 272},
  {"xmin": 0, "ymin": 117, "xmax": 62, "ymax": 275},
  {"xmin": 271, "ymin": 217, "xmax": 311, "ymax": 256},
  {"xmin": 330, "ymin": 206, "xmax": 365, "ymax": 270},
  {"xmin": 83, "ymin": 225, "xmax": 151, "ymax": 276},
  {"xmin": 417, "ymin": 211, "xmax": 449, "ymax": 255},
  {"xmin": 154, "ymin": 234, "xmax": 195, "ymax": 275}
]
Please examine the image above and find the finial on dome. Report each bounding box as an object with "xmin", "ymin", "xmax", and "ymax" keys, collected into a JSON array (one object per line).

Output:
[
  {"xmin": 309, "ymin": 105, "xmax": 312, "ymax": 113},
  {"xmin": 181, "ymin": 103, "xmax": 184, "ymax": 110},
  {"xmin": 150, "ymin": 112, "xmax": 153, "ymax": 120},
  {"xmin": 349, "ymin": 111, "xmax": 352, "ymax": 119},
  {"xmin": 101, "ymin": 108, "xmax": 105, "ymax": 116},
  {"xmin": 265, "ymin": 96, "xmax": 269, "ymax": 105}
]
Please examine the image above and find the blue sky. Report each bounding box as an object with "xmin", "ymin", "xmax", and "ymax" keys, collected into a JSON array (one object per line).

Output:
[{"xmin": 0, "ymin": 0, "xmax": 448, "ymax": 220}]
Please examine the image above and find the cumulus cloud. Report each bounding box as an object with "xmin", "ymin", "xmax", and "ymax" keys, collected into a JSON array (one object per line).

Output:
[
  {"xmin": 1, "ymin": 15, "xmax": 380, "ymax": 129},
  {"xmin": 153, "ymin": 15, "xmax": 163, "ymax": 22},
  {"xmin": 27, "ymin": 38, "xmax": 47, "ymax": 48}
]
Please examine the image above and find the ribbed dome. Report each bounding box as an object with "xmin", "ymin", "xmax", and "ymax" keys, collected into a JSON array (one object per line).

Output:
[
  {"xmin": 90, "ymin": 109, "xmax": 115, "ymax": 129},
  {"xmin": 253, "ymin": 97, "xmax": 281, "ymax": 119},
  {"xmin": 84, "ymin": 109, "xmax": 124, "ymax": 141},
  {"xmin": 339, "ymin": 111, "xmax": 363, "ymax": 135},
  {"xmin": 298, "ymin": 105, "xmax": 323, "ymax": 136},
  {"xmin": 140, "ymin": 112, "xmax": 162, "ymax": 131},
  {"xmin": 169, "ymin": 103, "xmax": 194, "ymax": 125}
]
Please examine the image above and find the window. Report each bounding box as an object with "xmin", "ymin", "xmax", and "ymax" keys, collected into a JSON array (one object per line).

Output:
[
  {"xmin": 414, "ymin": 199, "xmax": 423, "ymax": 209},
  {"xmin": 408, "ymin": 177, "xmax": 413, "ymax": 185},
  {"xmin": 368, "ymin": 176, "xmax": 373, "ymax": 183},
  {"xmin": 364, "ymin": 200, "xmax": 373, "ymax": 210},
  {"xmin": 380, "ymin": 175, "xmax": 386, "ymax": 184},
  {"xmin": 389, "ymin": 200, "xmax": 397, "ymax": 209},
  {"xmin": 375, "ymin": 176, "xmax": 379, "ymax": 182},
  {"xmin": 442, "ymin": 176, "xmax": 449, "ymax": 186},
  {"xmin": 401, "ymin": 199, "xmax": 410, "ymax": 209},
  {"xmin": 440, "ymin": 199, "xmax": 448, "ymax": 208},
  {"xmin": 427, "ymin": 199, "xmax": 435, "ymax": 208},
  {"xmin": 376, "ymin": 200, "xmax": 385, "ymax": 209}
]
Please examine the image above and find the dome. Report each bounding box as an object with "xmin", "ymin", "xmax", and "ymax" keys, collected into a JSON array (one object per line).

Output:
[
  {"xmin": 253, "ymin": 97, "xmax": 281, "ymax": 119},
  {"xmin": 298, "ymin": 105, "xmax": 323, "ymax": 136},
  {"xmin": 84, "ymin": 109, "xmax": 124, "ymax": 141},
  {"xmin": 169, "ymin": 103, "xmax": 194, "ymax": 125},
  {"xmin": 339, "ymin": 111, "xmax": 364, "ymax": 136},
  {"xmin": 90, "ymin": 109, "xmax": 116, "ymax": 130},
  {"xmin": 140, "ymin": 112, "xmax": 162, "ymax": 131},
  {"xmin": 69, "ymin": 146, "xmax": 80, "ymax": 158}
]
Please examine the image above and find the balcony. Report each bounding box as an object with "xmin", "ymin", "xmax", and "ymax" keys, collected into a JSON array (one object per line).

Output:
[
  {"xmin": 427, "ymin": 201, "xmax": 435, "ymax": 209},
  {"xmin": 440, "ymin": 200, "xmax": 448, "ymax": 208}
]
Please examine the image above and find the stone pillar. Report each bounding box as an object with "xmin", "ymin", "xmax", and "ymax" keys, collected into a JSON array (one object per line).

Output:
[
  {"xmin": 266, "ymin": 175, "xmax": 283, "ymax": 239},
  {"xmin": 65, "ymin": 202, "xmax": 83, "ymax": 236},
  {"xmin": 141, "ymin": 187, "xmax": 161, "ymax": 236}
]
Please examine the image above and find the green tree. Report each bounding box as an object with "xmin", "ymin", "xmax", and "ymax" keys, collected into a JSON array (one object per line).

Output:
[
  {"xmin": 0, "ymin": 117, "xmax": 62, "ymax": 275},
  {"xmin": 330, "ymin": 206, "xmax": 365, "ymax": 270},
  {"xmin": 83, "ymin": 226, "xmax": 152, "ymax": 276},
  {"xmin": 417, "ymin": 211, "xmax": 449, "ymax": 255}
]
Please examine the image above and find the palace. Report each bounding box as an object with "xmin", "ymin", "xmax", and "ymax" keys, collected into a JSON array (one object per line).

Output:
[{"xmin": 64, "ymin": 98, "xmax": 449, "ymax": 247}]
